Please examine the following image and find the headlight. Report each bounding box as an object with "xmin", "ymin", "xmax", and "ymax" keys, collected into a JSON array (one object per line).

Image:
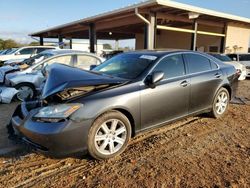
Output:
[{"xmin": 34, "ymin": 103, "xmax": 83, "ymax": 120}]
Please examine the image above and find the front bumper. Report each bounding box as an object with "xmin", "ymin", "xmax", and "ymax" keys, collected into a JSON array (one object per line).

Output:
[
  {"xmin": 10, "ymin": 101, "xmax": 92, "ymax": 157},
  {"xmin": 0, "ymin": 85, "xmax": 18, "ymax": 103}
]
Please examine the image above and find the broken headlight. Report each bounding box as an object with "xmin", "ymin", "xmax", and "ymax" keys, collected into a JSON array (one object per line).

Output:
[{"xmin": 34, "ymin": 103, "xmax": 83, "ymax": 122}]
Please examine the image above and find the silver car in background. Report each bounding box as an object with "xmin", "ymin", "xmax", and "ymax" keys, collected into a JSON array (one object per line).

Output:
[
  {"xmin": 227, "ymin": 53, "xmax": 250, "ymax": 78},
  {"xmin": 0, "ymin": 49, "xmax": 104, "ymax": 103},
  {"xmin": 210, "ymin": 53, "xmax": 246, "ymax": 80}
]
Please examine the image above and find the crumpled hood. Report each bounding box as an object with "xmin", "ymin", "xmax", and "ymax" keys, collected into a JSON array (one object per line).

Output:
[
  {"xmin": 42, "ymin": 63, "xmax": 128, "ymax": 99},
  {"xmin": 0, "ymin": 65, "xmax": 19, "ymax": 83}
]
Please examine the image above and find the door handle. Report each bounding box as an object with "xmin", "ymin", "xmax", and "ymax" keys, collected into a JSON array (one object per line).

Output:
[
  {"xmin": 180, "ymin": 80, "xmax": 189, "ymax": 87},
  {"xmin": 214, "ymin": 73, "xmax": 222, "ymax": 78}
]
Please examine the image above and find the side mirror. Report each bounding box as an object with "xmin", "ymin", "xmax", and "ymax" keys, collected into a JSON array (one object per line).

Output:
[
  {"xmin": 15, "ymin": 51, "xmax": 20, "ymax": 55},
  {"xmin": 233, "ymin": 57, "xmax": 237, "ymax": 61},
  {"xmin": 145, "ymin": 71, "xmax": 164, "ymax": 88},
  {"xmin": 90, "ymin": 64, "xmax": 97, "ymax": 70}
]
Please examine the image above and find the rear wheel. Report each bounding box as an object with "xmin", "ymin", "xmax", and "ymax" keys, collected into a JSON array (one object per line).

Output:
[
  {"xmin": 87, "ymin": 111, "xmax": 131, "ymax": 160},
  {"xmin": 15, "ymin": 83, "xmax": 35, "ymax": 101},
  {"xmin": 210, "ymin": 88, "xmax": 229, "ymax": 118}
]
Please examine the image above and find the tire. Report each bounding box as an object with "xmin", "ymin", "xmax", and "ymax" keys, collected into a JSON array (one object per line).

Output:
[
  {"xmin": 15, "ymin": 83, "xmax": 36, "ymax": 101},
  {"xmin": 87, "ymin": 110, "xmax": 131, "ymax": 160},
  {"xmin": 210, "ymin": 88, "xmax": 230, "ymax": 118}
]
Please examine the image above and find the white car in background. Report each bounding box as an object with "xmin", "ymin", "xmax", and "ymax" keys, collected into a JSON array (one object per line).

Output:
[
  {"xmin": 0, "ymin": 49, "xmax": 104, "ymax": 103},
  {"xmin": 210, "ymin": 53, "xmax": 246, "ymax": 80},
  {"xmin": 227, "ymin": 53, "xmax": 250, "ymax": 78},
  {"xmin": 0, "ymin": 46, "xmax": 58, "ymax": 65}
]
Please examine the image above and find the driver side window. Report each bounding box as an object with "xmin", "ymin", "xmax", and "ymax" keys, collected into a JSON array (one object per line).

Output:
[{"xmin": 153, "ymin": 54, "xmax": 186, "ymax": 79}]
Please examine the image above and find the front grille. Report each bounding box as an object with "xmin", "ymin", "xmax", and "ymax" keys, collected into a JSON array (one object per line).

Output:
[{"xmin": 246, "ymin": 66, "xmax": 250, "ymax": 69}]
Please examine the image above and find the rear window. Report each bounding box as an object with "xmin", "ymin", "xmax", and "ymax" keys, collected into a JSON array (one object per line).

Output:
[{"xmin": 185, "ymin": 54, "xmax": 212, "ymax": 74}]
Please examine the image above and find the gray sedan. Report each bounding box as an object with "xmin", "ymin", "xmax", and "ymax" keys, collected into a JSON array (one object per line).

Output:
[{"xmin": 10, "ymin": 50, "xmax": 238, "ymax": 160}]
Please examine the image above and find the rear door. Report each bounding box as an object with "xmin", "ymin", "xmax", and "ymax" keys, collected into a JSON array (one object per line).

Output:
[
  {"xmin": 184, "ymin": 53, "xmax": 223, "ymax": 114},
  {"xmin": 140, "ymin": 54, "xmax": 190, "ymax": 129}
]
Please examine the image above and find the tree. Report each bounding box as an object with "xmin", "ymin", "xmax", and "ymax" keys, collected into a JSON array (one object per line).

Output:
[
  {"xmin": 29, "ymin": 41, "xmax": 40, "ymax": 46},
  {"xmin": 2, "ymin": 39, "xmax": 19, "ymax": 49},
  {"xmin": 103, "ymin": 43, "xmax": 112, "ymax": 49},
  {"xmin": 0, "ymin": 39, "xmax": 4, "ymax": 50}
]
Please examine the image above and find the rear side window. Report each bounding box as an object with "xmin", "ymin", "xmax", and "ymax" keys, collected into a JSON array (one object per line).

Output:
[
  {"xmin": 46, "ymin": 55, "xmax": 73, "ymax": 66},
  {"xmin": 76, "ymin": 55, "xmax": 101, "ymax": 70},
  {"xmin": 210, "ymin": 61, "xmax": 218, "ymax": 70},
  {"xmin": 36, "ymin": 48, "xmax": 53, "ymax": 53},
  {"xmin": 185, "ymin": 54, "xmax": 211, "ymax": 74},
  {"xmin": 153, "ymin": 54, "xmax": 185, "ymax": 79}
]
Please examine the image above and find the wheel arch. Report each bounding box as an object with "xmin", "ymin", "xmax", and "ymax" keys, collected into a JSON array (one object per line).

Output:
[
  {"xmin": 92, "ymin": 107, "xmax": 136, "ymax": 138},
  {"xmin": 113, "ymin": 108, "xmax": 136, "ymax": 137},
  {"xmin": 221, "ymin": 84, "xmax": 232, "ymax": 99},
  {"xmin": 15, "ymin": 82, "xmax": 36, "ymax": 90}
]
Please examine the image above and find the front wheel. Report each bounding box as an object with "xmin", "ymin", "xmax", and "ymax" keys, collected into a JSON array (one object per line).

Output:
[
  {"xmin": 210, "ymin": 88, "xmax": 230, "ymax": 118},
  {"xmin": 15, "ymin": 83, "xmax": 35, "ymax": 101},
  {"xmin": 87, "ymin": 111, "xmax": 131, "ymax": 160}
]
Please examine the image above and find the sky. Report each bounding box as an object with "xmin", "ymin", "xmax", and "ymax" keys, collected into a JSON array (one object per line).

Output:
[{"xmin": 0, "ymin": 0, "xmax": 250, "ymax": 46}]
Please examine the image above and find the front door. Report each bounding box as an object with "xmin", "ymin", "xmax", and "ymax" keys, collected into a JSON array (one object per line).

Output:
[{"xmin": 140, "ymin": 54, "xmax": 190, "ymax": 130}]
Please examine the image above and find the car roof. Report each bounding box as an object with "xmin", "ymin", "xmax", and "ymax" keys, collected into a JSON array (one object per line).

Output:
[
  {"xmin": 20, "ymin": 46, "xmax": 56, "ymax": 48},
  {"xmin": 123, "ymin": 50, "xmax": 199, "ymax": 58},
  {"xmin": 41, "ymin": 49, "xmax": 91, "ymax": 55}
]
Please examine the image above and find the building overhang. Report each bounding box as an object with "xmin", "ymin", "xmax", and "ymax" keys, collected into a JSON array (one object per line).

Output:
[{"xmin": 30, "ymin": 0, "xmax": 250, "ymax": 40}]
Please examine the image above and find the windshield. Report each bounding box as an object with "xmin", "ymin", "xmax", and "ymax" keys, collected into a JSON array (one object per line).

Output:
[
  {"xmin": 211, "ymin": 54, "xmax": 231, "ymax": 62},
  {"xmin": 239, "ymin": 54, "xmax": 250, "ymax": 61},
  {"xmin": 93, "ymin": 53, "xmax": 158, "ymax": 79}
]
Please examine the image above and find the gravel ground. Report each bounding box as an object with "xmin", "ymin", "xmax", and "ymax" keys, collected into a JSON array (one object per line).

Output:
[{"xmin": 0, "ymin": 80, "xmax": 249, "ymax": 188}]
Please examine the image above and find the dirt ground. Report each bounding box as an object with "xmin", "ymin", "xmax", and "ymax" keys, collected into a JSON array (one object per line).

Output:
[{"xmin": 0, "ymin": 80, "xmax": 249, "ymax": 188}]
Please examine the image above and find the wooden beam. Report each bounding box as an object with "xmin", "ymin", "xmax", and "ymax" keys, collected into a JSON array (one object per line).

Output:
[
  {"xmin": 191, "ymin": 20, "xmax": 198, "ymax": 51},
  {"xmin": 157, "ymin": 25, "xmax": 194, "ymax": 33},
  {"xmin": 89, "ymin": 23, "xmax": 96, "ymax": 53},
  {"xmin": 220, "ymin": 24, "xmax": 227, "ymax": 53},
  {"xmin": 95, "ymin": 15, "xmax": 142, "ymax": 31},
  {"xmin": 39, "ymin": 36, "xmax": 44, "ymax": 46},
  {"xmin": 157, "ymin": 25, "xmax": 226, "ymax": 37},
  {"xmin": 157, "ymin": 13, "xmax": 224, "ymax": 27}
]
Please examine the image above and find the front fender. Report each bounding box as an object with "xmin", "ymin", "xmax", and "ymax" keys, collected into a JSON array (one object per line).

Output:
[
  {"xmin": 8, "ymin": 73, "xmax": 45, "ymax": 88},
  {"xmin": 0, "ymin": 86, "xmax": 18, "ymax": 103}
]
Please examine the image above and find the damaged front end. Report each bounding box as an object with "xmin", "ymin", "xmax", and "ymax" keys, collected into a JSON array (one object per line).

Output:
[
  {"xmin": 41, "ymin": 63, "xmax": 128, "ymax": 103},
  {"xmin": 0, "ymin": 66, "xmax": 20, "ymax": 103}
]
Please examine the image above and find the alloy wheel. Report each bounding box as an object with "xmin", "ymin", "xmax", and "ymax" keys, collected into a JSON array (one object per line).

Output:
[
  {"xmin": 215, "ymin": 91, "xmax": 228, "ymax": 115},
  {"xmin": 94, "ymin": 119, "xmax": 127, "ymax": 155},
  {"xmin": 16, "ymin": 86, "xmax": 34, "ymax": 101}
]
